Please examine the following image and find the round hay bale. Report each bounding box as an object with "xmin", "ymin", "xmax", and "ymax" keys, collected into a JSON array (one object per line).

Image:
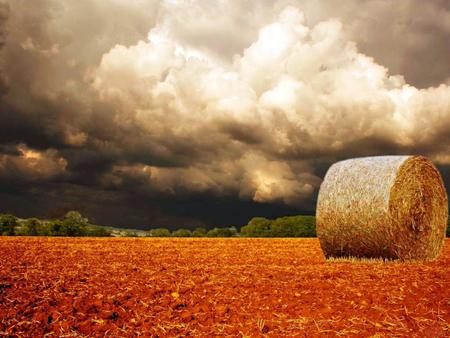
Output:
[{"xmin": 316, "ymin": 155, "xmax": 448, "ymax": 261}]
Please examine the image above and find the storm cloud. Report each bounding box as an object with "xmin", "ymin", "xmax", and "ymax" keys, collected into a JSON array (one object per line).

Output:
[{"xmin": 0, "ymin": 0, "xmax": 449, "ymax": 228}]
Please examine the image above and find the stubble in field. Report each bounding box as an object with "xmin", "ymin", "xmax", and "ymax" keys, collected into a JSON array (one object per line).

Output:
[{"xmin": 0, "ymin": 237, "xmax": 449, "ymax": 337}]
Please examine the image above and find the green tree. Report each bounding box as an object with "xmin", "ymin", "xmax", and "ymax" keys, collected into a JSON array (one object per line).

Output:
[
  {"xmin": 149, "ymin": 228, "xmax": 171, "ymax": 237},
  {"xmin": 22, "ymin": 218, "xmax": 41, "ymax": 236},
  {"xmin": 49, "ymin": 220, "xmax": 64, "ymax": 236},
  {"xmin": 239, "ymin": 215, "xmax": 316, "ymax": 237},
  {"xmin": 192, "ymin": 227, "xmax": 207, "ymax": 237},
  {"xmin": 85, "ymin": 226, "xmax": 111, "ymax": 237},
  {"xmin": 0, "ymin": 214, "xmax": 18, "ymax": 236},
  {"xmin": 38, "ymin": 222, "xmax": 52, "ymax": 236},
  {"xmin": 240, "ymin": 217, "xmax": 271, "ymax": 237},
  {"xmin": 270, "ymin": 216, "xmax": 316, "ymax": 237},
  {"xmin": 206, "ymin": 227, "xmax": 237, "ymax": 237},
  {"xmin": 48, "ymin": 211, "xmax": 89, "ymax": 236},
  {"xmin": 291, "ymin": 216, "xmax": 316, "ymax": 237},
  {"xmin": 61, "ymin": 211, "xmax": 89, "ymax": 236},
  {"xmin": 172, "ymin": 228, "xmax": 192, "ymax": 237},
  {"xmin": 65, "ymin": 211, "xmax": 88, "ymax": 224}
]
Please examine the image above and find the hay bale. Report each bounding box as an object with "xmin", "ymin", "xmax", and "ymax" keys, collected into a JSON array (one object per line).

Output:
[{"xmin": 316, "ymin": 155, "xmax": 448, "ymax": 261}]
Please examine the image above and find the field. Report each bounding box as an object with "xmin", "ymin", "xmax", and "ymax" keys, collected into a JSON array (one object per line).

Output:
[{"xmin": 1, "ymin": 238, "xmax": 449, "ymax": 337}]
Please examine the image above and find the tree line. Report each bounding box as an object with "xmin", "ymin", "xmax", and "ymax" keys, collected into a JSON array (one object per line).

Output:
[
  {"xmin": 1, "ymin": 212, "xmax": 449, "ymax": 237},
  {"xmin": 0, "ymin": 211, "xmax": 110, "ymax": 237},
  {"xmin": 0, "ymin": 212, "xmax": 316, "ymax": 237}
]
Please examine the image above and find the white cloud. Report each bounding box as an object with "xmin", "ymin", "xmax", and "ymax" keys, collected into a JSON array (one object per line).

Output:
[{"xmin": 91, "ymin": 4, "xmax": 450, "ymax": 204}]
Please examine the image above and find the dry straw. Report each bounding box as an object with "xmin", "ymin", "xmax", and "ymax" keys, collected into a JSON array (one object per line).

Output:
[{"xmin": 316, "ymin": 156, "xmax": 448, "ymax": 261}]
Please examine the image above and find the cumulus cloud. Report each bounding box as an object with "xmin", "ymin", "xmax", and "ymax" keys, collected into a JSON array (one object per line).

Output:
[
  {"xmin": 92, "ymin": 5, "xmax": 450, "ymax": 204},
  {"xmin": 0, "ymin": 0, "xmax": 449, "ymax": 227}
]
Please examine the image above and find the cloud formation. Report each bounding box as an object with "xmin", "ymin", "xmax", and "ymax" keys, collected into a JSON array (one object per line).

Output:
[{"xmin": 0, "ymin": 0, "xmax": 449, "ymax": 227}]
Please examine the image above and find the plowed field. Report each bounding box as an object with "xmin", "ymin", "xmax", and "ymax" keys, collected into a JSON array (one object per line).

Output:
[{"xmin": 0, "ymin": 237, "xmax": 449, "ymax": 337}]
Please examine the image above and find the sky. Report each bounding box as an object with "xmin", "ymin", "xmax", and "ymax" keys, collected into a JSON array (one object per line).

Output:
[{"xmin": 0, "ymin": 0, "xmax": 449, "ymax": 229}]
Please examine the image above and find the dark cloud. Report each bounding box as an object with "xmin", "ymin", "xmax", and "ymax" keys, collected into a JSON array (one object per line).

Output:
[
  {"xmin": 0, "ymin": 1, "xmax": 9, "ymax": 93},
  {"xmin": 0, "ymin": 0, "xmax": 449, "ymax": 228},
  {"xmin": 346, "ymin": 0, "xmax": 450, "ymax": 88}
]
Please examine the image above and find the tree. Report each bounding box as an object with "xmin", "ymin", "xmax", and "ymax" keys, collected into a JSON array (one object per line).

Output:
[
  {"xmin": 149, "ymin": 228, "xmax": 171, "ymax": 237},
  {"xmin": 22, "ymin": 218, "xmax": 41, "ymax": 236},
  {"xmin": 38, "ymin": 222, "xmax": 52, "ymax": 236},
  {"xmin": 239, "ymin": 215, "xmax": 316, "ymax": 237},
  {"xmin": 192, "ymin": 227, "xmax": 207, "ymax": 237},
  {"xmin": 292, "ymin": 216, "xmax": 316, "ymax": 237},
  {"xmin": 0, "ymin": 214, "xmax": 18, "ymax": 236},
  {"xmin": 49, "ymin": 220, "xmax": 64, "ymax": 236},
  {"xmin": 172, "ymin": 229, "xmax": 192, "ymax": 237},
  {"xmin": 48, "ymin": 211, "xmax": 89, "ymax": 236},
  {"xmin": 206, "ymin": 227, "xmax": 237, "ymax": 237},
  {"xmin": 240, "ymin": 217, "xmax": 271, "ymax": 237},
  {"xmin": 65, "ymin": 211, "xmax": 88, "ymax": 224},
  {"xmin": 61, "ymin": 211, "xmax": 89, "ymax": 236},
  {"xmin": 85, "ymin": 226, "xmax": 111, "ymax": 237}
]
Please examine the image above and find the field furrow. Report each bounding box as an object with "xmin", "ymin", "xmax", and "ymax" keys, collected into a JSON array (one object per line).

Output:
[{"xmin": 0, "ymin": 238, "xmax": 449, "ymax": 337}]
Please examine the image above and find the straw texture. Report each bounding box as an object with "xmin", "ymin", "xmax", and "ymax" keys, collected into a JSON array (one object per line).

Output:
[{"xmin": 316, "ymin": 156, "xmax": 448, "ymax": 261}]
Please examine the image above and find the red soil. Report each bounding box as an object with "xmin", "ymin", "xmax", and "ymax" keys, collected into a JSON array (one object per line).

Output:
[{"xmin": 0, "ymin": 237, "xmax": 449, "ymax": 337}]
